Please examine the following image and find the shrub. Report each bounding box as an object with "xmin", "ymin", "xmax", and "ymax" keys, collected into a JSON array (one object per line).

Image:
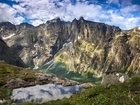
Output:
[
  {"xmin": 0, "ymin": 80, "xmax": 6, "ymax": 87},
  {"xmin": 128, "ymin": 76, "xmax": 140, "ymax": 91}
]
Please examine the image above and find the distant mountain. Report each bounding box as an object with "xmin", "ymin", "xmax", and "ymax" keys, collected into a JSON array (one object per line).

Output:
[
  {"xmin": 0, "ymin": 37, "xmax": 26, "ymax": 67},
  {"xmin": 0, "ymin": 17, "xmax": 139, "ymax": 81}
]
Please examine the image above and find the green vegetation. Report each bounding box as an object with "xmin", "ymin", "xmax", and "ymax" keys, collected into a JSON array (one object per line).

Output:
[
  {"xmin": 17, "ymin": 76, "xmax": 140, "ymax": 105},
  {"xmin": 27, "ymin": 59, "xmax": 35, "ymax": 68},
  {"xmin": 0, "ymin": 61, "xmax": 36, "ymax": 101},
  {"xmin": 0, "ymin": 88, "xmax": 12, "ymax": 100},
  {"xmin": 75, "ymin": 40, "xmax": 95, "ymax": 52},
  {"xmin": 0, "ymin": 61, "xmax": 36, "ymax": 84},
  {"xmin": 39, "ymin": 61, "xmax": 101, "ymax": 84},
  {"xmin": 57, "ymin": 54, "xmax": 67, "ymax": 63},
  {"xmin": 0, "ymin": 61, "xmax": 140, "ymax": 105},
  {"xmin": 83, "ymin": 69, "xmax": 94, "ymax": 78}
]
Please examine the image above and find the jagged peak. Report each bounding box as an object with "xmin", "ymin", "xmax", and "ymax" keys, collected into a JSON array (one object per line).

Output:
[
  {"xmin": 72, "ymin": 18, "xmax": 78, "ymax": 23},
  {"xmin": 79, "ymin": 16, "xmax": 85, "ymax": 22},
  {"xmin": 0, "ymin": 22, "xmax": 16, "ymax": 31},
  {"xmin": 19, "ymin": 22, "xmax": 34, "ymax": 27},
  {"xmin": 54, "ymin": 17, "xmax": 61, "ymax": 21},
  {"xmin": 47, "ymin": 17, "xmax": 61, "ymax": 23},
  {"xmin": 0, "ymin": 22, "xmax": 14, "ymax": 26},
  {"xmin": 20, "ymin": 22, "xmax": 30, "ymax": 25}
]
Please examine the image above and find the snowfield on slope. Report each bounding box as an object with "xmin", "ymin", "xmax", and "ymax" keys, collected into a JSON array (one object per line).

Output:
[
  {"xmin": 11, "ymin": 84, "xmax": 83, "ymax": 103},
  {"xmin": 2, "ymin": 34, "xmax": 15, "ymax": 40}
]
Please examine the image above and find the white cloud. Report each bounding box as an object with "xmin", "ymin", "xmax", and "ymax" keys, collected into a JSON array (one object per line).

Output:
[
  {"xmin": 121, "ymin": 0, "xmax": 132, "ymax": 6},
  {"xmin": 120, "ymin": 5, "xmax": 140, "ymax": 13},
  {"xmin": 105, "ymin": 11, "xmax": 140, "ymax": 29},
  {"xmin": 106, "ymin": 0, "xmax": 119, "ymax": 5},
  {"xmin": 13, "ymin": 4, "xmax": 26, "ymax": 13},
  {"xmin": 0, "ymin": 0, "xmax": 140, "ymax": 29},
  {"xmin": 66, "ymin": 2, "xmax": 102, "ymax": 21},
  {"xmin": 10, "ymin": 0, "xmax": 103, "ymax": 25},
  {"xmin": 31, "ymin": 20, "xmax": 45, "ymax": 26},
  {"xmin": 0, "ymin": 3, "xmax": 24, "ymax": 24}
]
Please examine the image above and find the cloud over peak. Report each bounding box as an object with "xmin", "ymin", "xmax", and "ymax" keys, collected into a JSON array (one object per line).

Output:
[
  {"xmin": 0, "ymin": 3, "xmax": 24, "ymax": 24},
  {"xmin": 0, "ymin": 0, "xmax": 140, "ymax": 29}
]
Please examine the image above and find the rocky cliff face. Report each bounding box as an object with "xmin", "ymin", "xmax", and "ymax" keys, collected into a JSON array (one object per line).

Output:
[
  {"xmin": 0, "ymin": 18, "xmax": 139, "ymax": 79},
  {"xmin": 0, "ymin": 37, "xmax": 26, "ymax": 67}
]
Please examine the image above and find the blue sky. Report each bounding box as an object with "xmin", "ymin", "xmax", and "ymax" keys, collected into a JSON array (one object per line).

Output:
[{"xmin": 0, "ymin": 0, "xmax": 140, "ymax": 29}]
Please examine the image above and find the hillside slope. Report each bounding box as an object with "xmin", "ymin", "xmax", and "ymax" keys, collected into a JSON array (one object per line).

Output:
[{"xmin": 0, "ymin": 38, "xmax": 26, "ymax": 67}]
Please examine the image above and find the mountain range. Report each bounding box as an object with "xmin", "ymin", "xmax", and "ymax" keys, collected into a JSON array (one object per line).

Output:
[{"xmin": 0, "ymin": 17, "xmax": 139, "ymax": 81}]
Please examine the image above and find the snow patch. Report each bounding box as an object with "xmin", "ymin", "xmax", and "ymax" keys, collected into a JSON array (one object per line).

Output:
[
  {"xmin": 2, "ymin": 34, "xmax": 15, "ymax": 40},
  {"xmin": 11, "ymin": 84, "xmax": 83, "ymax": 103},
  {"xmin": 116, "ymin": 73, "xmax": 119, "ymax": 76},
  {"xmin": 34, "ymin": 44, "xmax": 38, "ymax": 47},
  {"xmin": 63, "ymin": 42, "xmax": 73, "ymax": 48},
  {"xmin": 78, "ymin": 36, "xmax": 81, "ymax": 40},
  {"xmin": 33, "ymin": 66, "xmax": 39, "ymax": 69},
  {"xmin": 138, "ymin": 27, "xmax": 140, "ymax": 30},
  {"xmin": 119, "ymin": 76, "xmax": 124, "ymax": 83},
  {"xmin": 0, "ymin": 99, "xmax": 6, "ymax": 103},
  {"xmin": 0, "ymin": 100, "xmax": 3, "ymax": 103}
]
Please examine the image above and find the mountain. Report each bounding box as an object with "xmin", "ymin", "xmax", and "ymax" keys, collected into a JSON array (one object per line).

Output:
[
  {"xmin": 0, "ymin": 18, "xmax": 139, "ymax": 81},
  {"xmin": 0, "ymin": 37, "xmax": 26, "ymax": 68}
]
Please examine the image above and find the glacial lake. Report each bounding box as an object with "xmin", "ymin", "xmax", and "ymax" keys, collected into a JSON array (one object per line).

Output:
[{"xmin": 11, "ymin": 84, "xmax": 84, "ymax": 103}]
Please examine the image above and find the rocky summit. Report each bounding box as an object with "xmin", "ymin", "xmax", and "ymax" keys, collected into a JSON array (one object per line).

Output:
[{"xmin": 0, "ymin": 17, "xmax": 140, "ymax": 79}]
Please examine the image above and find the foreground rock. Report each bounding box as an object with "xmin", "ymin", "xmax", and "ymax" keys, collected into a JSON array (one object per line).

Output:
[
  {"xmin": 35, "ymin": 73, "xmax": 79, "ymax": 86},
  {"xmin": 3, "ymin": 72, "xmax": 80, "ymax": 88},
  {"xmin": 82, "ymin": 83, "xmax": 95, "ymax": 88},
  {"xmin": 101, "ymin": 72, "xmax": 129, "ymax": 86}
]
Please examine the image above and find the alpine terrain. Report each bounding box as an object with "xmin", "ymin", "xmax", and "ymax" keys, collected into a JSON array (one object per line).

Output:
[{"xmin": 0, "ymin": 17, "xmax": 140, "ymax": 82}]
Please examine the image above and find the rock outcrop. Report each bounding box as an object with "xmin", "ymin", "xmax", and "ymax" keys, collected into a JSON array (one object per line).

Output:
[
  {"xmin": 3, "ymin": 72, "xmax": 79, "ymax": 88},
  {"xmin": 0, "ymin": 62, "xmax": 80, "ymax": 89},
  {"xmin": 101, "ymin": 71, "xmax": 129, "ymax": 86}
]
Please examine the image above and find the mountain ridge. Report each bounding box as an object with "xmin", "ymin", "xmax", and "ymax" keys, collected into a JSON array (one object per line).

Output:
[{"xmin": 0, "ymin": 17, "xmax": 139, "ymax": 80}]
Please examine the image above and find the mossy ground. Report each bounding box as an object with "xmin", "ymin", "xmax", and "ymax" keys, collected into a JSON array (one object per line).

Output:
[
  {"xmin": 0, "ymin": 61, "xmax": 36, "ymax": 100},
  {"xmin": 0, "ymin": 61, "xmax": 36, "ymax": 85}
]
